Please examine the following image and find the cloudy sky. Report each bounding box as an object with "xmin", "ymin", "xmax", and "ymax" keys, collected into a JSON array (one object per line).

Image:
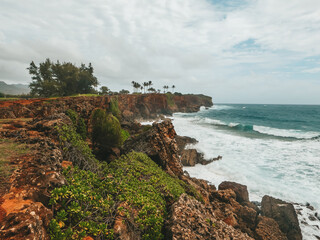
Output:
[{"xmin": 1, "ymin": 0, "xmax": 320, "ymax": 104}]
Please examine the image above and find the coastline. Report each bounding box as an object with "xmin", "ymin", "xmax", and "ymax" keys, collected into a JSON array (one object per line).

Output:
[
  {"xmin": 0, "ymin": 95, "xmax": 318, "ymax": 239},
  {"xmin": 169, "ymin": 106, "xmax": 320, "ymax": 240}
]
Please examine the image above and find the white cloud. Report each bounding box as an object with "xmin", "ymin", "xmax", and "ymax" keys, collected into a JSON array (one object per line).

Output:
[{"xmin": 0, "ymin": 0, "xmax": 320, "ymax": 103}]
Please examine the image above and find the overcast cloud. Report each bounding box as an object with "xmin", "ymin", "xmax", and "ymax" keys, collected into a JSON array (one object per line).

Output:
[{"xmin": 0, "ymin": 0, "xmax": 320, "ymax": 104}]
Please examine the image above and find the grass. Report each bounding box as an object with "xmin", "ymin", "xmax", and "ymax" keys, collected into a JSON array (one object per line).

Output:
[
  {"xmin": 0, "ymin": 138, "xmax": 30, "ymax": 194},
  {"xmin": 0, "ymin": 97, "xmax": 20, "ymax": 101},
  {"xmin": 0, "ymin": 118, "xmax": 32, "ymax": 128}
]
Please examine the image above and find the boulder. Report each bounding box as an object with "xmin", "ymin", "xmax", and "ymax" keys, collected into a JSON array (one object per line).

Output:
[
  {"xmin": 218, "ymin": 181, "xmax": 249, "ymax": 203},
  {"xmin": 261, "ymin": 195, "xmax": 302, "ymax": 240},
  {"xmin": 255, "ymin": 216, "xmax": 288, "ymax": 240}
]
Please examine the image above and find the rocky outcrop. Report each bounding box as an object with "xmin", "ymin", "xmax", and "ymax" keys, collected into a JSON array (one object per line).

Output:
[
  {"xmin": 261, "ymin": 195, "xmax": 302, "ymax": 240},
  {"xmin": 175, "ymin": 135, "xmax": 198, "ymax": 153},
  {"xmin": 167, "ymin": 193, "xmax": 254, "ymax": 240},
  {"xmin": 122, "ymin": 119, "xmax": 183, "ymax": 177},
  {"xmin": 218, "ymin": 181, "xmax": 249, "ymax": 204},
  {"xmin": 180, "ymin": 149, "xmax": 214, "ymax": 166}
]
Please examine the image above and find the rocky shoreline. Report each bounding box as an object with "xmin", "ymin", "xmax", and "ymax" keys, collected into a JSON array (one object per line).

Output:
[
  {"xmin": 0, "ymin": 94, "xmax": 318, "ymax": 239},
  {"xmin": 168, "ymin": 114, "xmax": 320, "ymax": 240}
]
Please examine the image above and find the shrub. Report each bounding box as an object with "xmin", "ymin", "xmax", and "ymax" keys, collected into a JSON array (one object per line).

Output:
[
  {"xmin": 56, "ymin": 124, "xmax": 100, "ymax": 173},
  {"xmin": 106, "ymin": 152, "xmax": 185, "ymax": 239},
  {"xmin": 76, "ymin": 118, "xmax": 87, "ymax": 140},
  {"xmin": 49, "ymin": 152, "xmax": 187, "ymax": 240},
  {"xmin": 109, "ymin": 97, "xmax": 121, "ymax": 120},
  {"xmin": 49, "ymin": 167, "xmax": 115, "ymax": 239},
  {"xmin": 65, "ymin": 109, "xmax": 78, "ymax": 125},
  {"xmin": 91, "ymin": 109, "xmax": 122, "ymax": 155},
  {"xmin": 65, "ymin": 109, "xmax": 87, "ymax": 140}
]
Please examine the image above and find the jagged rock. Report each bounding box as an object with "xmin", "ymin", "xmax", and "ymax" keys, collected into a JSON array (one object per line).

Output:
[
  {"xmin": 180, "ymin": 175, "xmax": 216, "ymax": 203},
  {"xmin": 175, "ymin": 135, "xmax": 198, "ymax": 152},
  {"xmin": 218, "ymin": 181, "xmax": 249, "ymax": 203},
  {"xmin": 0, "ymin": 201, "xmax": 52, "ymax": 240},
  {"xmin": 180, "ymin": 149, "xmax": 201, "ymax": 166},
  {"xmin": 255, "ymin": 216, "xmax": 288, "ymax": 240},
  {"xmin": 261, "ymin": 195, "xmax": 302, "ymax": 240},
  {"xmin": 166, "ymin": 193, "xmax": 253, "ymax": 240},
  {"xmin": 122, "ymin": 119, "xmax": 183, "ymax": 176},
  {"xmin": 180, "ymin": 149, "xmax": 214, "ymax": 166}
]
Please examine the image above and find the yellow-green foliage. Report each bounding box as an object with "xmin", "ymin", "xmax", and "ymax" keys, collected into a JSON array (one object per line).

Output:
[
  {"xmin": 49, "ymin": 152, "xmax": 186, "ymax": 240},
  {"xmin": 106, "ymin": 152, "xmax": 185, "ymax": 239},
  {"xmin": 120, "ymin": 129, "xmax": 130, "ymax": 143}
]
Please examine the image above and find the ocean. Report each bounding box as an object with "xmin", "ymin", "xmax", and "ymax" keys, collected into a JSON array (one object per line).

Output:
[{"xmin": 172, "ymin": 104, "xmax": 320, "ymax": 238}]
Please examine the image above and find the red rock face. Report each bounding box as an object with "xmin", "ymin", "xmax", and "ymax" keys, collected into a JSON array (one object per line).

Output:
[
  {"xmin": 0, "ymin": 94, "xmax": 213, "ymax": 120},
  {"xmin": 0, "ymin": 115, "xmax": 68, "ymax": 240}
]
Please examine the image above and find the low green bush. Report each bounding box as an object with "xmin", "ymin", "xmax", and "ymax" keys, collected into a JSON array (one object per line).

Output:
[
  {"xmin": 49, "ymin": 167, "xmax": 115, "ymax": 239},
  {"xmin": 49, "ymin": 152, "xmax": 186, "ymax": 240}
]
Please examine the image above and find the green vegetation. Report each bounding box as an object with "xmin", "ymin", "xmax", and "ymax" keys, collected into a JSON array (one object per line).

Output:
[
  {"xmin": 109, "ymin": 97, "xmax": 121, "ymax": 120},
  {"xmin": 49, "ymin": 152, "xmax": 186, "ymax": 240},
  {"xmin": 166, "ymin": 93, "xmax": 175, "ymax": 107},
  {"xmin": 49, "ymin": 167, "xmax": 115, "ymax": 239},
  {"xmin": 28, "ymin": 58, "xmax": 99, "ymax": 97},
  {"xmin": 56, "ymin": 124, "xmax": 100, "ymax": 173},
  {"xmin": 91, "ymin": 109, "xmax": 122, "ymax": 155},
  {"xmin": 120, "ymin": 129, "xmax": 130, "ymax": 143},
  {"xmin": 65, "ymin": 109, "xmax": 87, "ymax": 140}
]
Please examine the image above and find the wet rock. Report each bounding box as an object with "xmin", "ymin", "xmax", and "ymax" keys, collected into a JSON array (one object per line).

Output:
[
  {"xmin": 175, "ymin": 135, "xmax": 198, "ymax": 152},
  {"xmin": 255, "ymin": 216, "xmax": 288, "ymax": 240},
  {"xmin": 261, "ymin": 195, "xmax": 302, "ymax": 240},
  {"xmin": 180, "ymin": 149, "xmax": 202, "ymax": 166},
  {"xmin": 166, "ymin": 193, "xmax": 253, "ymax": 240},
  {"xmin": 218, "ymin": 181, "xmax": 249, "ymax": 204}
]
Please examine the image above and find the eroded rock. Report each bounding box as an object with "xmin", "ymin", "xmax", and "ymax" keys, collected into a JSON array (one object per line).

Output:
[
  {"xmin": 167, "ymin": 193, "xmax": 253, "ymax": 240},
  {"xmin": 261, "ymin": 195, "xmax": 302, "ymax": 240}
]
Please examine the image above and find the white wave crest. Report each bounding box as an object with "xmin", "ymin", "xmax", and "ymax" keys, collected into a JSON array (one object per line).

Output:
[{"xmin": 253, "ymin": 125, "xmax": 319, "ymax": 139}]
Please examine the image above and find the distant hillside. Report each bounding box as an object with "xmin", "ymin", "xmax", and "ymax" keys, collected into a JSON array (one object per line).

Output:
[{"xmin": 0, "ymin": 81, "xmax": 30, "ymax": 95}]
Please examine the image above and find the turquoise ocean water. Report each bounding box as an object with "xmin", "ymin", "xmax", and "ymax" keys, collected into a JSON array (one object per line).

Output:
[{"xmin": 173, "ymin": 104, "xmax": 320, "ymax": 210}]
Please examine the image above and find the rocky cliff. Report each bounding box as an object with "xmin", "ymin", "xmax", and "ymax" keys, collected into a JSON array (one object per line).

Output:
[
  {"xmin": 0, "ymin": 93, "xmax": 213, "ymax": 120},
  {"xmin": 0, "ymin": 95, "xmax": 306, "ymax": 240}
]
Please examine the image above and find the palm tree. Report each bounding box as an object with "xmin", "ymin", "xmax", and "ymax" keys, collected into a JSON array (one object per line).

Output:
[
  {"xmin": 172, "ymin": 85, "xmax": 175, "ymax": 93},
  {"xmin": 143, "ymin": 82, "xmax": 149, "ymax": 93}
]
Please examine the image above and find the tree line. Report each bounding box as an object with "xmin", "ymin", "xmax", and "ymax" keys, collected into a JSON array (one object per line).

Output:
[
  {"xmin": 131, "ymin": 81, "xmax": 175, "ymax": 94},
  {"xmin": 26, "ymin": 59, "xmax": 177, "ymax": 97}
]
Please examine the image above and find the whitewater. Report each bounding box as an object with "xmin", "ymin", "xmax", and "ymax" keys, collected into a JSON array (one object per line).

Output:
[{"xmin": 172, "ymin": 104, "xmax": 320, "ymax": 239}]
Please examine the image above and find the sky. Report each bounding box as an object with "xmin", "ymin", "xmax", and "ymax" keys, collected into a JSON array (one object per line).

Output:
[{"xmin": 0, "ymin": 0, "xmax": 320, "ymax": 104}]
